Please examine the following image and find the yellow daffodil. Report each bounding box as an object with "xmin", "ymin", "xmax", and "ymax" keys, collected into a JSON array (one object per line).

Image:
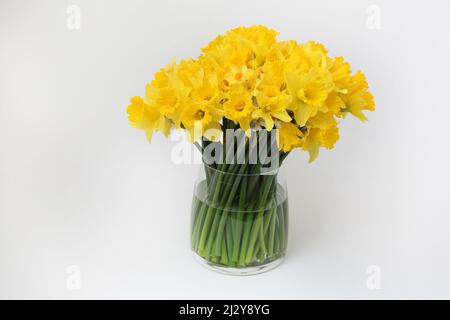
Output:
[
  {"xmin": 127, "ymin": 96, "xmax": 171, "ymax": 142},
  {"xmin": 222, "ymin": 65, "xmax": 258, "ymax": 94},
  {"xmin": 324, "ymin": 90, "xmax": 345, "ymax": 116},
  {"xmin": 301, "ymin": 41, "xmax": 330, "ymax": 70},
  {"xmin": 184, "ymin": 113, "xmax": 222, "ymax": 143},
  {"xmin": 253, "ymin": 86, "xmax": 291, "ymax": 131},
  {"xmin": 286, "ymin": 70, "xmax": 332, "ymax": 125},
  {"xmin": 145, "ymin": 76, "xmax": 190, "ymax": 127},
  {"xmin": 307, "ymin": 111, "xmax": 337, "ymax": 130},
  {"xmin": 190, "ymin": 80, "xmax": 219, "ymax": 106},
  {"xmin": 320, "ymin": 125, "xmax": 339, "ymax": 149},
  {"xmin": 127, "ymin": 25, "xmax": 374, "ymax": 162},
  {"xmin": 278, "ymin": 122, "xmax": 303, "ymax": 152},
  {"xmin": 223, "ymin": 85, "xmax": 254, "ymax": 133},
  {"xmin": 303, "ymin": 125, "xmax": 339, "ymax": 162},
  {"xmin": 181, "ymin": 103, "xmax": 213, "ymax": 130},
  {"xmin": 328, "ymin": 57, "xmax": 352, "ymax": 93},
  {"xmin": 341, "ymin": 71, "xmax": 375, "ymax": 121}
]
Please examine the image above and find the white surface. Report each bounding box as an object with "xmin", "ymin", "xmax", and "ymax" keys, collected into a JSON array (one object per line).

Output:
[{"xmin": 1, "ymin": 0, "xmax": 450, "ymax": 299}]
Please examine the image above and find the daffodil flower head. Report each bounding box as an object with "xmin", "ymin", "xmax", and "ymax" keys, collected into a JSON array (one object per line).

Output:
[
  {"xmin": 278, "ymin": 122, "xmax": 303, "ymax": 152},
  {"xmin": 223, "ymin": 84, "xmax": 253, "ymax": 124},
  {"xmin": 127, "ymin": 96, "xmax": 170, "ymax": 142}
]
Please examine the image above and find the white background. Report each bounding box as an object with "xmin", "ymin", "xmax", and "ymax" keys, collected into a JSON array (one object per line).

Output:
[{"xmin": 1, "ymin": 0, "xmax": 450, "ymax": 299}]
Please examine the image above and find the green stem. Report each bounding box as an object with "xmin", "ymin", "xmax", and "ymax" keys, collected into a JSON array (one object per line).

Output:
[
  {"xmin": 191, "ymin": 199, "xmax": 205, "ymax": 250},
  {"xmin": 221, "ymin": 236, "xmax": 229, "ymax": 265},
  {"xmin": 231, "ymin": 169, "xmax": 247, "ymax": 263},
  {"xmin": 244, "ymin": 175, "xmax": 275, "ymax": 264},
  {"xmin": 268, "ymin": 206, "xmax": 277, "ymax": 257},
  {"xmin": 225, "ymin": 217, "xmax": 235, "ymax": 266}
]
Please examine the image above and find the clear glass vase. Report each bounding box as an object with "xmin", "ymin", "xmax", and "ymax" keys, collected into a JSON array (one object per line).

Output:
[{"xmin": 190, "ymin": 163, "xmax": 288, "ymax": 275}]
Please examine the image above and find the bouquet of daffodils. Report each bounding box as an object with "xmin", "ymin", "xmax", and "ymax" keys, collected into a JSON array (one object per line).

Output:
[{"xmin": 127, "ymin": 26, "xmax": 374, "ymax": 271}]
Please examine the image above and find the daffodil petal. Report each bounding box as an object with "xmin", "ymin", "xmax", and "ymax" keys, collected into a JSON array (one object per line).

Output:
[{"xmin": 272, "ymin": 110, "xmax": 292, "ymax": 122}]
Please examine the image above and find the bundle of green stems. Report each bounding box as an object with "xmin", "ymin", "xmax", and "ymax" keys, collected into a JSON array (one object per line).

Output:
[{"xmin": 191, "ymin": 122, "xmax": 289, "ymax": 267}]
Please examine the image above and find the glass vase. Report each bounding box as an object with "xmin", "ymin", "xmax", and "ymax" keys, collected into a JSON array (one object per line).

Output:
[{"xmin": 190, "ymin": 163, "xmax": 288, "ymax": 275}]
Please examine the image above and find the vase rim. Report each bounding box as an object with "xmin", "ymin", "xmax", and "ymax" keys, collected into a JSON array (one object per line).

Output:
[{"xmin": 203, "ymin": 163, "xmax": 281, "ymax": 177}]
